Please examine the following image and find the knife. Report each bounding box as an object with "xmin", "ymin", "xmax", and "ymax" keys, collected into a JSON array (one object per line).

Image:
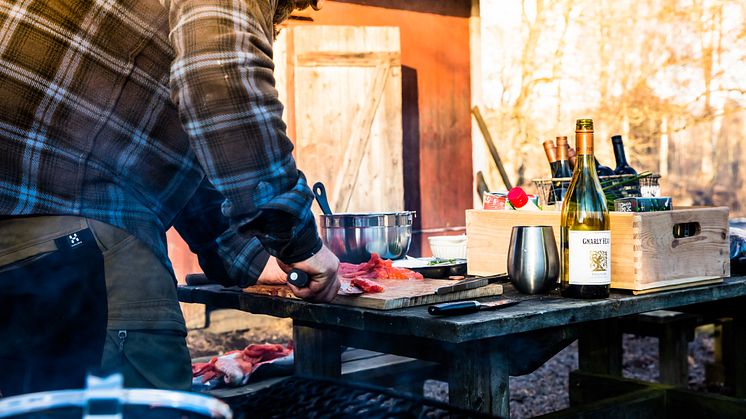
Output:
[
  {"xmin": 428, "ymin": 299, "xmax": 520, "ymax": 316},
  {"xmin": 288, "ymin": 269, "xmax": 363, "ymax": 296},
  {"xmin": 288, "ymin": 269, "xmax": 310, "ymax": 287},
  {"xmin": 434, "ymin": 273, "xmax": 509, "ymax": 295}
]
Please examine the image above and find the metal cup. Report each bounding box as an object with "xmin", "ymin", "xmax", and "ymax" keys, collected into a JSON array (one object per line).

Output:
[{"xmin": 507, "ymin": 226, "xmax": 559, "ymax": 294}]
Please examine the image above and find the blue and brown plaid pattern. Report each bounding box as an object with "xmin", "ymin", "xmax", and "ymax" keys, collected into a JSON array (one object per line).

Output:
[{"xmin": 0, "ymin": 0, "xmax": 321, "ymax": 284}]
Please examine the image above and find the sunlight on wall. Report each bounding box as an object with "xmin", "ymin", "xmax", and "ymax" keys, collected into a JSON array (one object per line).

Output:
[{"xmin": 474, "ymin": 0, "xmax": 746, "ymax": 214}]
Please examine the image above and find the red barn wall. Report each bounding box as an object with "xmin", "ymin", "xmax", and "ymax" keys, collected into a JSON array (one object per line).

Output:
[
  {"xmin": 300, "ymin": 0, "xmax": 474, "ymax": 255},
  {"xmin": 168, "ymin": 0, "xmax": 473, "ymax": 285}
]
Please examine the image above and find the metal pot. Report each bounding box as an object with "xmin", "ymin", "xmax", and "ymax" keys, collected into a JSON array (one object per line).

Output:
[{"xmin": 319, "ymin": 212, "xmax": 415, "ymax": 264}]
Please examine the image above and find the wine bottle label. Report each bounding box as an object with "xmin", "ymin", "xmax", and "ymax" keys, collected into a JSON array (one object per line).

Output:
[{"xmin": 568, "ymin": 230, "xmax": 611, "ymax": 285}]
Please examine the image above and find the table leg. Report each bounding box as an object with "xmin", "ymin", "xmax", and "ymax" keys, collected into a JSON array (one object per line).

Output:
[
  {"xmin": 448, "ymin": 341, "xmax": 509, "ymax": 417},
  {"xmin": 723, "ymin": 313, "xmax": 746, "ymax": 398},
  {"xmin": 578, "ymin": 319, "xmax": 622, "ymax": 376},
  {"xmin": 293, "ymin": 322, "xmax": 341, "ymax": 378},
  {"xmin": 659, "ymin": 322, "xmax": 689, "ymax": 386}
]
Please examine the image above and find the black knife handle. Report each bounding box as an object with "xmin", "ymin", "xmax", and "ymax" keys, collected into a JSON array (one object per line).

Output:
[
  {"xmin": 288, "ymin": 269, "xmax": 310, "ymax": 288},
  {"xmin": 428, "ymin": 301, "xmax": 480, "ymax": 316}
]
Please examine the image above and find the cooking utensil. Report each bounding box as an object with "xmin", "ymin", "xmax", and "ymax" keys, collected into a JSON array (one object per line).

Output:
[
  {"xmin": 288, "ymin": 269, "xmax": 362, "ymax": 296},
  {"xmin": 434, "ymin": 273, "xmax": 508, "ymax": 295},
  {"xmin": 320, "ymin": 211, "xmax": 415, "ymax": 263},
  {"xmin": 408, "ymin": 259, "xmax": 467, "ymax": 279},
  {"xmin": 507, "ymin": 226, "xmax": 559, "ymax": 294},
  {"xmin": 312, "ymin": 182, "xmax": 333, "ymax": 215},
  {"xmin": 287, "ymin": 269, "xmax": 310, "ymax": 287},
  {"xmin": 312, "ymin": 180, "xmax": 414, "ymax": 263},
  {"xmin": 435, "ymin": 277, "xmax": 487, "ymax": 295},
  {"xmin": 338, "ymin": 282, "xmax": 363, "ymax": 296},
  {"xmin": 428, "ymin": 299, "xmax": 520, "ymax": 316}
]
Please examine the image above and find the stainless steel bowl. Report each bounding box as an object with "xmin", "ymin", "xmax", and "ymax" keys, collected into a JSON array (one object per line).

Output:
[{"xmin": 319, "ymin": 212, "xmax": 415, "ymax": 263}]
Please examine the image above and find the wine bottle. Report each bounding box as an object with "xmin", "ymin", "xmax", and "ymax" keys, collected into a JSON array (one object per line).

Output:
[
  {"xmin": 567, "ymin": 146, "xmax": 577, "ymax": 170},
  {"xmin": 543, "ymin": 140, "xmax": 559, "ymax": 175},
  {"xmin": 611, "ymin": 135, "xmax": 637, "ymax": 175},
  {"xmin": 560, "ymin": 119, "xmax": 611, "ymax": 299},
  {"xmin": 542, "ymin": 140, "xmax": 558, "ymax": 205},
  {"xmin": 554, "ymin": 137, "xmax": 573, "ymax": 178},
  {"xmin": 553, "ymin": 137, "xmax": 574, "ymax": 202},
  {"xmin": 610, "ymin": 134, "xmax": 640, "ymax": 196},
  {"xmin": 595, "ymin": 158, "xmax": 615, "ymax": 177}
]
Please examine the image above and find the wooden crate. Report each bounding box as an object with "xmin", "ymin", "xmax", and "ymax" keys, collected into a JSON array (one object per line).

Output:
[{"xmin": 466, "ymin": 207, "xmax": 730, "ymax": 293}]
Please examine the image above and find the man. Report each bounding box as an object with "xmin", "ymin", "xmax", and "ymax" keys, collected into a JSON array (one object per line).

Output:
[{"xmin": 0, "ymin": 0, "xmax": 338, "ymax": 396}]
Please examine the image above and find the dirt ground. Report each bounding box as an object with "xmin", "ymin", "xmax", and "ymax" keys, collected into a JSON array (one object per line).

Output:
[
  {"xmin": 187, "ymin": 316, "xmax": 726, "ymax": 418},
  {"xmin": 187, "ymin": 315, "xmax": 292, "ymax": 359}
]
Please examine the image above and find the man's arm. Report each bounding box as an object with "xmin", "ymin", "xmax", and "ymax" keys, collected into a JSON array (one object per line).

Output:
[
  {"xmin": 172, "ymin": 178, "xmax": 268, "ymax": 288},
  {"xmin": 167, "ymin": 0, "xmax": 320, "ymax": 264},
  {"xmin": 166, "ymin": 0, "xmax": 339, "ymax": 300}
]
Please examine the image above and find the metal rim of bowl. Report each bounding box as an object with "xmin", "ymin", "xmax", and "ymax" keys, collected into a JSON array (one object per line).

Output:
[{"xmin": 320, "ymin": 211, "xmax": 416, "ymax": 228}]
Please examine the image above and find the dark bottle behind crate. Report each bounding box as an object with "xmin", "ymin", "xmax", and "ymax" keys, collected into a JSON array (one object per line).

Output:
[
  {"xmin": 543, "ymin": 140, "xmax": 559, "ymax": 175},
  {"xmin": 611, "ymin": 135, "xmax": 637, "ymax": 175},
  {"xmin": 610, "ymin": 135, "xmax": 641, "ymax": 196},
  {"xmin": 595, "ymin": 157, "xmax": 616, "ymax": 177},
  {"xmin": 567, "ymin": 146, "xmax": 577, "ymax": 170},
  {"xmin": 560, "ymin": 118, "xmax": 611, "ymax": 299},
  {"xmin": 553, "ymin": 136, "xmax": 574, "ymax": 202},
  {"xmin": 554, "ymin": 137, "xmax": 574, "ymax": 178},
  {"xmin": 543, "ymin": 140, "xmax": 559, "ymax": 205}
]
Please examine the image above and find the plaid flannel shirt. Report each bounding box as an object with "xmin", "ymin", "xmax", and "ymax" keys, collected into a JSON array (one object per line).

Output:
[{"xmin": 0, "ymin": 0, "xmax": 322, "ymax": 286}]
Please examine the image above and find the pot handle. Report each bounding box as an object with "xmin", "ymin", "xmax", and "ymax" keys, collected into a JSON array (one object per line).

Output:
[{"xmin": 313, "ymin": 182, "xmax": 333, "ymax": 215}]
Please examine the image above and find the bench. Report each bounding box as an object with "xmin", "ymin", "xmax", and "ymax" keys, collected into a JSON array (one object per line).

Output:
[
  {"xmin": 620, "ymin": 310, "xmax": 700, "ymax": 386},
  {"xmin": 196, "ymin": 348, "xmax": 442, "ymax": 405}
]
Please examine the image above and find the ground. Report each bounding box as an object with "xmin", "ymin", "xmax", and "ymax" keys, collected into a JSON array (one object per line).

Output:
[{"xmin": 187, "ymin": 314, "xmax": 725, "ymax": 418}]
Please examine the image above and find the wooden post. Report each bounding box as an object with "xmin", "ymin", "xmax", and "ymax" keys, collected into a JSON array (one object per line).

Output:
[
  {"xmin": 578, "ymin": 319, "xmax": 623, "ymax": 376},
  {"xmin": 448, "ymin": 340, "xmax": 509, "ymax": 417},
  {"xmin": 659, "ymin": 321, "xmax": 690, "ymax": 385},
  {"xmin": 293, "ymin": 323, "xmax": 341, "ymax": 378},
  {"xmin": 723, "ymin": 312, "xmax": 746, "ymax": 397}
]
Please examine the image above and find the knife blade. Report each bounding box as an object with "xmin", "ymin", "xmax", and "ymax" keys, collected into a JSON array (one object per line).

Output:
[
  {"xmin": 428, "ymin": 299, "xmax": 520, "ymax": 316},
  {"xmin": 434, "ymin": 273, "xmax": 509, "ymax": 295},
  {"xmin": 337, "ymin": 281, "xmax": 363, "ymax": 296}
]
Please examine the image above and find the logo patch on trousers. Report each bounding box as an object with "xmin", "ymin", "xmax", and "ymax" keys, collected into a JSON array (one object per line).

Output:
[{"xmin": 67, "ymin": 233, "xmax": 82, "ymax": 247}]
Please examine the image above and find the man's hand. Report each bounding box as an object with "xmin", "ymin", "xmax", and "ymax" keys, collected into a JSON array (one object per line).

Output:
[
  {"xmin": 277, "ymin": 245, "xmax": 340, "ymax": 303},
  {"xmin": 257, "ymin": 256, "xmax": 289, "ymax": 285}
]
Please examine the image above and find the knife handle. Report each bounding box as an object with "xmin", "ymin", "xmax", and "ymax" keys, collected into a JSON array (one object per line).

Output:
[
  {"xmin": 288, "ymin": 269, "xmax": 310, "ymax": 288},
  {"xmin": 428, "ymin": 301, "xmax": 480, "ymax": 316}
]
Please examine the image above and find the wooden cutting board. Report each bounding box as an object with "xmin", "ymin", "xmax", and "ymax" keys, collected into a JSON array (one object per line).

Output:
[{"xmin": 242, "ymin": 279, "xmax": 503, "ymax": 310}]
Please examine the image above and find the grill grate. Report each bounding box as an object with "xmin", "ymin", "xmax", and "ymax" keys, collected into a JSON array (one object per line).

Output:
[{"xmin": 230, "ymin": 376, "xmax": 495, "ymax": 419}]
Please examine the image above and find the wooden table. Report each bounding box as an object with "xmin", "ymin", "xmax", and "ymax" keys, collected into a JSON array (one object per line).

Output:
[{"xmin": 178, "ymin": 276, "xmax": 746, "ymax": 417}]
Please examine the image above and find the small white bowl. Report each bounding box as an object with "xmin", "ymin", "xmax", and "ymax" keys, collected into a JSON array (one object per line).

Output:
[{"xmin": 428, "ymin": 235, "xmax": 467, "ymax": 259}]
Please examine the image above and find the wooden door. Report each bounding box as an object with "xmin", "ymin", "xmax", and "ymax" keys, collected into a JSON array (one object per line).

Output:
[{"xmin": 275, "ymin": 26, "xmax": 404, "ymax": 213}]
